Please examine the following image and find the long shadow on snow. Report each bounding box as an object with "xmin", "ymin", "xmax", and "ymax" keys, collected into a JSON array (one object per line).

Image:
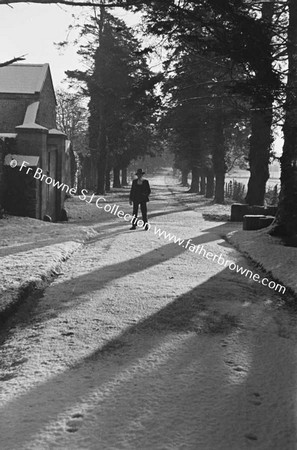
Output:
[
  {"xmin": 34, "ymin": 223, "xmax": 236, "ymax": 314},
  {"xmin": 0, "ymin": 198, "xmax": 189, "ymax": 258},
  {"xmin": 2, "ymin": 266, "xmax": 294, "ymax": 449}
]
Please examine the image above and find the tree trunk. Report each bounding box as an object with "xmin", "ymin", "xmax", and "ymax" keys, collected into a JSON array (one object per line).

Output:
[
  {"xmin": 213, "ymin": 103, "xmax": 226, "ymax": 204},
  {"xmin": 90, "ymin": 157, "xmax": 97, "ymax": 191},
  {"xmin": 245, "ymin": 107, "xmax": 272, "ymax": 205},
  {"xmin": 206, "ymin": 170, "xmax": 215, "ymax": 198},
  {"xmin": 245, "ymin": 2, "xmax": 274, "ymax": 206},
  {"xmin": 271, "ymin": 0, "xmax": 297, "ymax": 239},
  {"xmin": 200, "ymin": 172, "xmax": 206, "ymax": 195},
  {"xmin": 113, "ymin": 166, "xmax": 121, "ymax": 188},
  {"xmin": 215, "ymin": 173, "xmax": 225, "ymax": 204},
  {"xmin": 95, "ymin": 6, "xmax": 108, "ymax": 196},
  {"xmin": 105, "ymin": 167, "xmax": 111, "ymax": 192},
  {"xmin": 181, "ymin": 168, "xmax": 189, "ymax": 187},
  {"xmin": 121, "ymin": 166, "xmax": 128, "ymax": 186},
  {"xmin": 82, "ymin": 156, "xmax": 94, "ymax": 191},
  {"xmin": 70, "ymin": 148, "xmax": 76, "ymax": 189},
  {"xmin": 188, "ymin": 166, "xmax": 200, "ymax": 193},
  {"xmin": 96, "ymin": 158, "xmax": 107, "ymax": 194},
  {"xmin": 96, "ymin": 126, "xmax": 108, "ymax": 195},
  {"xmin": 76, "ymin": 158, "xmax": 83, "ymax": 195}
]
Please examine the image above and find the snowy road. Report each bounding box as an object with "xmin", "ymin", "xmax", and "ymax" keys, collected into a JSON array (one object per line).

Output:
[{"xmin": 1, "ymin": 173, "xmax": 297, "ymax": 450}]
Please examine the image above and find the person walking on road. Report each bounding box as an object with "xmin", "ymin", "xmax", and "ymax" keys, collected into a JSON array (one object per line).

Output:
[{"xmin": 129, "ymin": 169, "xmax": 151, "ymax": 230}]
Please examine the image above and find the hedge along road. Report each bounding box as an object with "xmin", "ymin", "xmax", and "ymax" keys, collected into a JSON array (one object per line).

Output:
[{"xmin": 0, "ymin": 172, "xmax": 296, "ymax": 450}]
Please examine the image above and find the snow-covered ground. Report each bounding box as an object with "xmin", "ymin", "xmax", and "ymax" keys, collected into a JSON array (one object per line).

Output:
[
  {"xmin": 228, "ymin": 228, "xmax": 297, "ymax": 297},
  {"xmin": 0, "ymin": 173, "xmax": 296, "ymax": 450},
  {"xmin": 0, "ymin": 175, "xmax": 232, "ymax": 319},
  {"xmin": 0, "ymin": 188, "xmax": 131, "ymax": 318}
]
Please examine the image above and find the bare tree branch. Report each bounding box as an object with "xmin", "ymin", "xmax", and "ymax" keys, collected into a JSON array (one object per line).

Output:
[
  {"xmin": 0, "ymin": 55, "xmax": 27, "ymax": 67},
  {"xmin": 0, "ymin": 0, "xmax": 287, "ymax": 7},
  {"xmin": 0, "ymin": 0, "xmax": 133, "ymax": 6}
]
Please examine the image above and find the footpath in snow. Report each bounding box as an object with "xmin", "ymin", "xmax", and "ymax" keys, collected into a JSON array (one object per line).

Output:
[
  {"xmin": 0, "ymin": 173, "xmax": 297, "ymax": 450},
  {"xmin": 0, "ymin": 174, "xmax": 235, "ymax": 322},
  {"xmin": 1, "ymin": 172, "xmax": 295, "ymax": 322}
]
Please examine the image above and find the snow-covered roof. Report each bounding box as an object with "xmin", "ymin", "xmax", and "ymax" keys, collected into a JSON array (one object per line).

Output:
[
  {"xmin": 0, "ymin": 64, "xmax": 50, "ymax": 95},
  {"xmin": 4, "ymin": 153, "xmax": 40, "ymax": 167},
  {"xmin": 0, "ymin": 133, "xmax": 17, "ymax": 140}
]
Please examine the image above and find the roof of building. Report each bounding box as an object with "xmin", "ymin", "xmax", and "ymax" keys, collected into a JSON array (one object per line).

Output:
[{"xmin": 0, "ymin": 63, "xmax": 52, "ymax": 95}]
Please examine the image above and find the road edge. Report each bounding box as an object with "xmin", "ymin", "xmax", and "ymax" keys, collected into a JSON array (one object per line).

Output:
[{"xmin": 0, "ymin": 241, "xmax": 83, "ymax": 324}]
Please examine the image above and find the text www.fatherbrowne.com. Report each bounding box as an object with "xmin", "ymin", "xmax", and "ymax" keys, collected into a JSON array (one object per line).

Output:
[
  {"xmin": 153, "ymin": 226, "xmax": 286, "ymax": 295},
  {"xmin": 17, "ymin": 160, "xmax": 286, "ymax": 295}
]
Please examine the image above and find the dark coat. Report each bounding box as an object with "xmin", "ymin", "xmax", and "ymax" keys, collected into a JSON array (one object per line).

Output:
[{"xmin": 129, "ymin": 179, "xmax": 151, "ymax": 203}]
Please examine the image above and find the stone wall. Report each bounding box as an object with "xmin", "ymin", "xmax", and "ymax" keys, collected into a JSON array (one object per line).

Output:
[
  {"xmin": 0, "ymin": 137, "xmax": 17, "ymax": 212},
  {"xmin": 3, "ymin": 165, "xmax": 37, "ymax": 218},
  {"xmin": 0, "ymin": 95, "xmax": 33, "ymax": 132},
  {"xmin": 0, "ymin": 140, "xmax": 4, "ymax": 209},
  {"xmin": 36, "ymin": 72, "xmax": 56, "ymax": 129}
]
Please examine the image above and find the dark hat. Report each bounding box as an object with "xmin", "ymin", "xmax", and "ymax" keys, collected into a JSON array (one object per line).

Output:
[{"xmin": 135, "ymin": 168, "xmax": 145, "ymax": 175}]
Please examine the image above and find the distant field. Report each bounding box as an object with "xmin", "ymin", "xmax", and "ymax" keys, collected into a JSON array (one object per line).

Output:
[
  {"xmin": 183, "ymin": 161, "xmax": 281, "ymax": 189},
  {"xmin": 226, "ymin": 161, "xmax": 281, "ymax": 188}
]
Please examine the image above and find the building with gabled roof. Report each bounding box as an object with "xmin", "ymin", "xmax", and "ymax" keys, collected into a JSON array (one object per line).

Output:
[
  {"xmin": 0, "ymin": 63, "xmax": 73, "ymax": 221},
  {"xmin": 0, "ymin": 63, "xmax": 56, "ymax": 132}
]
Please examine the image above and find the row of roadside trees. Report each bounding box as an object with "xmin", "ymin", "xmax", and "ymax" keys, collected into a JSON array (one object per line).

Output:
[
  {"xmin": 126, "ymin": 0, "xmax": 296, "ymax": 240},
  {"xmin": 57, "ymin": 9, "xmax": 162, "ymax": 194},
  {"xmin": 55, "ymin": 0, "xmax": 297, "ymax": 241},
  {"xmin": 2, "ymin": 0, "xmax": 295, "ymax": 240},
  {"xmin": 142, "ymin": 1, "xmax": 281, "ymax": 207}
]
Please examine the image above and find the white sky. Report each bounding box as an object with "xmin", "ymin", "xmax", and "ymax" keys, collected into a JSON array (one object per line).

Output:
[{"xmin": 0, "ymin": 4, "xmax": 140, "ymax": 88}]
